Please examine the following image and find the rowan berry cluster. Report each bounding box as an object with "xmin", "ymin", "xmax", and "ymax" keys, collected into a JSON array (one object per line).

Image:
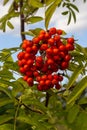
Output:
[{"xmin": 17, "ymin": 27, "xmax": 75, "ymax": 91}]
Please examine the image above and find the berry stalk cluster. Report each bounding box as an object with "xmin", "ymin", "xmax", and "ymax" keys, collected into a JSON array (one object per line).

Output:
[{"xmin": 17, "ymin": 27, "xmax": 75, "ymax": 91}]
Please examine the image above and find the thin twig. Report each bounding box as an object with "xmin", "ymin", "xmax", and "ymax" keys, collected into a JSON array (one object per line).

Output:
[
  {"xmin": 14, "ymin": 99, "xmax": 20, "ymax": 130},
  {"xmin": 15, "ymin": 97, "xmax": 44, "ymax": 114}
]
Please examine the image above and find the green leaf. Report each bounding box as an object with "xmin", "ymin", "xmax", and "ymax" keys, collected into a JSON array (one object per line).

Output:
[
  {"xmin": 28, "ymin": 0, "xmax": 43, "ymax": 8},
  {"xmin": 26, "ymin": 16, "xmax": 43, "ymax": 24},
  {"xmin": 29, "ymin": 28, "xmax": 43, "ymax": 36},
  {"xmin": 0, "ymin": 124, "xmax": 13, "ymax": 130},
  {"xmin": 67, "ymin": 105, "xmax": 79, "ymax": 123},
  {"xmin": 0, "ymin": 86, "xmax": 13, "ymax": 99},
  {"xmin": 7, "ymin": 21, "xmax": 14, "ymax": 29},
  {"xmin": 70, "ymin": 8, "xmax": 76, "ymax": 23},
  {"xmin": 0, "ymin": 69, "xmax": 14, "ymax": 80},
  {"xmin": 17, "ymin": 115, "xmax": 37, "ymax": 126},
  {"xmin": 78, "ymin": 97, "xmax": 87, "ymax": 105},
  {"xmin": 69, "ymin": 3, "xmax": 79, "ymax": 12},
  {"xmin": 3, "ymin": 0, "xmax": 9, "ymax": 5},
  {"xmin": 67, "ymin": 76, "xmax": 87, "ymax": 105},
  {"xmin": 75, "ymin": 43, "xmax": 87, "ymax": 57},
  {"xmin": 45, "ymin": 0, "xmax": 56, "ymax": 5},
  {"xmin": 0, "ymin": 98, "xmax": 13, "ymax": 107},
  {"xmin": 0, "ymin": 115, "xmax": 13, "ymax": 125},
  {"xmin": 45, "ymin": 0, "xmax": 62, "ymax": 29},
  {"xmin": 75, "ymin": 112, "xmax": 87, "ymax": 130},
  {"xmin": 67, "ymin": 12, "xmax": 71, "ymax": 25},
  {"xmin": 67, "ymin": 65, "xmax": 83, "ymax": 89},
  {"xmin": 62, "ymin": 11, "xmax": 68, "ymax": 15}
]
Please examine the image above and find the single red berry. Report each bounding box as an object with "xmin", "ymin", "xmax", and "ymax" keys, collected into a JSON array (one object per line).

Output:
[
  {"xmin": 26, "ymin": 47, "xmax": 32, "ymax": 53},
  {"xmin": 49, "ymin": 27, "xmax": 56, "ymax": 35},
  {"xmin": 53, "ymin": 55, "xmax": 60, "ymax": 61},
  {"xmin": 36, "ymin": 76, "xmax": 41, "ymax": 82},
  {"xmin": 55, "ymin": 83, "xmax": 61, "ymax": 89},
  {"xmin": 58, "ymin": 75, "xmax": 63, "ymax": 81},
  {"xmin": 47, "ymin": 74, "xmax": 53, "ymax": 80},
  {"xmin": 39, "ymin": 80, "xmax": 45, "ymax": 86},
  {"xmin": 32, "ymin": 37, "xmax": 40, "ymax": 44},
  {"xmin": 41, "ymin": 75, "xmax": 47, "ymax": 81},
  {"xmin": 67, "ymin": 37, "xmax": 74, "ymax": 44},
  {"xmin": 24, "ymin": 64, "xmax": 29, "ymax": 71},
  {"xmin": 26, "ymin": 71, "xmax": 33, "ymax": 77},
  {"xmin": 27, "ymin": 77, "xmax": 33, "ymax": 86},
  {"xmin": 53, "ymin": 48, "xmax": 59, "ymax": 55},
  {"xmin": 44, "ymin": 32, "xmax": 51, "ymax": 39},
  {"xmin": 52, "ymin": 79, "xmax": 58, "ymax": 85},
  {"xmin": 47, "ymin": 59, "xmax": 54, "ymax": 65},
  {"xmin": 24, "ymin": 53, "xmax": 31, "ymax": 59},
  {"xmin": 45, "ymin": 80, "xmax": 51, "ymax": 86},
  {"xmin": 40, "ymin": 44, "xmax": 48, "ymax": 51},
  {"xmin": 39, "ymin": 30, "xmax": 46, "ymax": 35},
  {"xmin": 64, "ymin": 54, "xmax": 71, "ymax": 61},
  {"xmin": 27, "ymin": 59, "xmax": 34, "ymax": 67},
  {"xmin": 19, "ymin": 67, "xmax": 25, "ymax": 73},
  {"xmin": 38, "ymin": 33, "xmax": 45, "ymax": 40},
  {"xmin": 32, "ymin": 45, "xmax": 38, "ymax": 54},
  {"xmin": 41, "ymin": 63, "xmax": 48, "ymax": 72},
  {"xmin": 37, "ymin": 85, "xmax": 43, "ymax": 91},
  {"xmin": 33, "ymin": 71, "xmax": 39, "ymax": 77},
  {"xmin": 59, "ymin": 51, "xmax": 65, "ymax": 58},
  {"xmin": 61, "ymin": 61, "xmax": 69, "ymax": 70},
  {"xmin": 66, "ymin": 43, "xmax": 74, "ymax": 51},
  {"xmin": 54, "ymin": 35, "xmax": 60, "ymax": 42},
  {"xmin": 18, "ymin": 60, "xmax": 23, "ymax": 67},
  {"xmin": 17, "ymin": 52, "xmax": 24, "ymax": 60},
  {"xmin": 23, "ymin": 75, "xmax": 28, "ymax": 81},
  {"xmin": 53, "ymin": 74, "xmax": 59, "ymax": 80},
  {"xmin": 48, "ymin": 38, "xmax": 55, "ymax": 46},
  {"xmin": 59, "ymin": 45, "xmax": 66, "ymax": 51},
  {"xmin": 36, "ymin": 56, "xmax": 43, "ymax": 63},
  {"xmin": 46, "ymin": 48, "xmax": 53, "ymax": 55},
  {"xmin": 56, "ymin": 29, "xmax": 63, "ymax": 35}
]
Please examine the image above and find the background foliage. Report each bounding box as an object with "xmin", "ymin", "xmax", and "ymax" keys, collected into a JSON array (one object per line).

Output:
[{"xmin": 0, "ymin": 0, "xmax": 87, "ymax": 130}]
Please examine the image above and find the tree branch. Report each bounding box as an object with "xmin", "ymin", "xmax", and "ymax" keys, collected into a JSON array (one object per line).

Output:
[
  {"xmin": 20, "ymin": 0, "xmax": 25, "ymax": 41},
  {"xmin": 45, "ymin": 92, "xmax": 50, "ymax": 107}
]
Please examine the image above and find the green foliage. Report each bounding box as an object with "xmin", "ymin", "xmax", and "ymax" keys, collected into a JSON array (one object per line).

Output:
[
  {"xmin": 0, "ymin": 0, "xmax": 87, "ymax": 130},
  {"xmin": 45, "ymin": 0, "xmax": 62, "ymax": 29}
]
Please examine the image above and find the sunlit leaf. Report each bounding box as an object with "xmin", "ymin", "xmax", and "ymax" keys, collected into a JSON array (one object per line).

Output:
[
  {"xmin": 0, "ymin": 124, "xmax": 13, "ymax": 130},
  {"xmin": 3, "ymin": 0, "xmax": 9, "ymax": 5},
  {"xmin": 45, "ymin": 0, "xmax": 61, "ymax": 29},
  {"xmin": 0, "ymin": 98, "xmax": 13, "ymax": 107},
  {"xmin": 67, "ymin": 64, "xmax": 83, "ymax": 89},
  {"xmin": 67, "ymin": 105, "xmax": 79, "ymax": 123},
  {"xmin": 45, "ymin": 0, "xmax": 55, "ymax": 5},
  {"xmin": 67, "ymin": 76, "xmax": 87, "ymax": 104},
  {"xmin": 26, "ymin": 16, "xmax": 43, "ymax": 24},
  {"xmin": 7, "ymin": 21, "xmax": 14, "ymax": 29},
  {"xmin": 29, "ymin": 28, "xmax": 43, "ymax": 36},
  {"xmin": 0, "ymin": 115, "xmax": 13, "ymax": 125},
  {"xmin": 0, "ymin": 86, "xmax": 13, "ymax": 99},
  {"xmin": 28, "ymin": 0, "xmax": 43, "ymax": 8}
]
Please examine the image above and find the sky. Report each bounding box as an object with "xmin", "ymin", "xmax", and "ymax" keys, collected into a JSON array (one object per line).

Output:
[{"xmin": 0, "ymin": 0, "xmax": 87, "ymax": 51}]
